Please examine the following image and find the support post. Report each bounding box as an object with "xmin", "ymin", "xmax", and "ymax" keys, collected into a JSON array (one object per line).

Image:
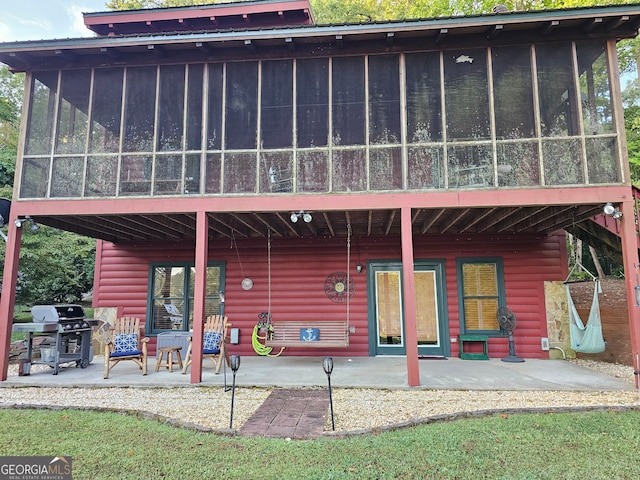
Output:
[
  {"xmin": 619, "ymin": 199, "xmax": 640, "ymax": 388},
  {"xmin": 401, "ymin": 207, "xmax": 420, "ymax": 386},
  {"xmin": 190, "ymin": 210, "xmax": 209, "ymax": 384},
  {"xmin": 0, "ymin": 221, "xmax": 22, "ymax": 381}
]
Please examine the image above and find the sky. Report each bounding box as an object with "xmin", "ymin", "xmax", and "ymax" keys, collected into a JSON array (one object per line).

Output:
[{"xmin": 0, "ymin": 0, "xmax": 110, "ymax": 43}]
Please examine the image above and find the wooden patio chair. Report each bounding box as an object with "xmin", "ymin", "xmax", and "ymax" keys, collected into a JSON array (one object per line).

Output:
[
  {"xmin": 182, "ymin": 315, "xmax": 230, "ymax": 374},
  {"xmin": 103, "ymin": 317, "xmax": 149, "ymax": 379}
]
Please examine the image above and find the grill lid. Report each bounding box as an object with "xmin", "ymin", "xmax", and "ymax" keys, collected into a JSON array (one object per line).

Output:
[{"xmin": 31, "ymin": 304, "xmax": 86, "ymax": 323}]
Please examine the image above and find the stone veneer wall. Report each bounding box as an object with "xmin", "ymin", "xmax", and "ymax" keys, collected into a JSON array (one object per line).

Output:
[{"xmin": 544, "ymin": 281, "xmax": 572, "ymax": 359}]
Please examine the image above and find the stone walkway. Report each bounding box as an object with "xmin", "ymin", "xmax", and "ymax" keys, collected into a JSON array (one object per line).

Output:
[{"xmin": 239, "ymin": 389, "xmax": 329, "ymax": 439}]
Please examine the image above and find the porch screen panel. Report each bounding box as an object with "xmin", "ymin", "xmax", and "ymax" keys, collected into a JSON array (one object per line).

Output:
[
  {"xmin": 260, "ymin": 151, "xmax": 293, "ymax": 193},
  {"xmin": 576, "ymin": 41, "xmax": 619, "ymax": 183},
  {"xmin": 154, "ymin": 154, "xmax": 183, "ymax": 195},
  {"xmin": 85, "ymin": 156, "xmax": 117, "ymax": 196},
  {"xmin": 461, "ymin": 262, "xmax": 500, "ymax": 332},
  {"xmin": 26, "ymin": 72, "xmax": 59, "ymax": 155},
  {"xmin": 186, "ymin": 64, "xmax": 204, "ymax": 151},
  {"xmin": 536, "ymin": 43, "xmax": 579, "ymax": 137},
  {"xmin": 586, "ymin": 137, "xmax": 618, "ymax": 183},
  {"xmin": 123, "ymin": 66, "xmax": 157, "ymax": 152},
  {"xmin": 89, "ymin": 68, "xmax": 123, "ymax": 153},
  {"xmin": 225, "ymin": 61, "xmax": 258, "ymax": 149},
  {"xmin": 333, "ymin": 149, "xmax": 366, "ymax": 192},
  {"xmin": 370, "ymin": 147, "xmax": 402, "ymax": 190},
  {"xmin": 206, "ymin": 63, "xmax": 223, "ymax": 150},
  {"xmin": 405, "ymin": 52, "xmax": 442, "ymax": 143},
  {"xmin": 447, "ymin": 144, "xmax": 493, "ymax": 188},
  {"xmin": 407, "ymin": 146, "xmax": 444, "ymax": 189},
  {"xmin": 496, "ymin": 142, "xmax": 539, "ymax": 187},
  {"xmin": 492, "ymin": 46, "xmax": 535, "ymax": 140},
  {"xmin": 120, "ymin": 155, "xmax": 152, "ymax": 195},
  {"xmin": 224, "ymin": 152, "xmax": 257, "ymax": 193},
  {"xmin": 542, "ymin": 139, "xmax": 583, "ymax": 185},
  {"xmin": 577, "ymin": 41, "xmax": 613, "ymax": 135},
  {"xmin": 332, "ymin": 56, "xmax": 365, "ymax": 146},
  {"xmin": 444, "ymin": 49, "xmax": 490, "ymax": 141},
  {"xmin": 261, "ymin": 60, "xmax": 293, "ymax": 149},
  {"xmin": 20, "ymin": 158, "xmax": 50, "ymax": 198},
  {"xmin": 368, "ymin": 54, "xmax": 401, "ymax": 145},
  {"xmin": 296, "ymin": 58, "xmax": 329, "ymax": 148},
  {"xmin": 185, "ymin": 153, "xmax": 201, "ymax": 194},
  {"xmin": 157, "ymin": 65, "xmax": 185, "ymax": 152},
  {"xmin": 297, "ymin": 151, "xmax": 329, "ymax": 192},
  {"xmin": 205, "ymin": 153, "xmax": 221, "ymax": 193},
  {"xmin": 51, "ymin": 157, "xmax": 83, "ymax": 197},
  {"xmin": 55, "ymin": 69, "xmax": 91, "ymax": 155}
]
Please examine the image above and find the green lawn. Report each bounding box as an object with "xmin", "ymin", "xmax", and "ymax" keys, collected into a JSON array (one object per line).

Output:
[{"xmin": 0, "ymin": 408, "xmax": 638, "ymax": 479}]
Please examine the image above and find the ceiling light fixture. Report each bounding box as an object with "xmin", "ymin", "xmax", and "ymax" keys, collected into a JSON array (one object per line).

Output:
[
  {"xmin": 603, "ymin": 203, "xmax": 622, "ymax": 220},
  {"xmin": 290, "ymin": 211, "xmax": 312, "ymax": 223}
]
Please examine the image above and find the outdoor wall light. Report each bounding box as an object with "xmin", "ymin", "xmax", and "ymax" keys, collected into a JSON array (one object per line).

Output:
[
  {"xmin": 290, "ymin": 211, "xmax": 312, "ymax": 223},
  {"xmin": 603, "ymin": 203, "xmax": 623, "ymax": 220},
  {"xmin": 322, "ymin": 356, "xmax": 335, "ymax": 431},
  {"xmin": 14, "ymin": 216, "xmax": 40, "ymax": 231},
  {"xmin": 356, "ymin": 263, "xmax": 363, "ymax": 274}
]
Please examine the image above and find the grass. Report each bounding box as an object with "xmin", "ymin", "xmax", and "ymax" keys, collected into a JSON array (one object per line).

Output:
[{"xmin": 0, "ymin": 408, "xmax": 638, "ymax": 479}]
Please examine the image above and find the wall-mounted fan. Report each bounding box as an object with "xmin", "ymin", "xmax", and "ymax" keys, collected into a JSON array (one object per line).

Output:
[{"xmin": 497, "ymin": 306, "xmax": 524, "ymax": 363}]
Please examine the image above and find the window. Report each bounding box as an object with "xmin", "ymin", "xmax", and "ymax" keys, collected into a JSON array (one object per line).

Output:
[
  {"xmin": 148, "ymin": 263, "xmax": 225, "ymax": 334},
  {"xmin": 457, "ymin": 258, "xmax": 505, "ymax": 334}
]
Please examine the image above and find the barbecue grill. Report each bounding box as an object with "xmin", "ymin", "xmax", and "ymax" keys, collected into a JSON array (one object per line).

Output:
[{"xmin": 13, "ymin": 305, "xmax": 94, "ymax": 375}]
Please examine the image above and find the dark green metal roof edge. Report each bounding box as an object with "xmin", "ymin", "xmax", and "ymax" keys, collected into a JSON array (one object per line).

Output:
[{"xmin": 2, "ymin": 4, "xmax": 640, "ymax": 53}]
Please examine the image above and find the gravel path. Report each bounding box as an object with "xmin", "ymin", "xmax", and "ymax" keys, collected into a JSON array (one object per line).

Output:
[{"xmin": 1, "ymin": 359, "xmax": 638, "ymax": 434}]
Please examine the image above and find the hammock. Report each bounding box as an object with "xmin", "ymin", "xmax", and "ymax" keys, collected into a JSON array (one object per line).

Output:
[{"xmin": 566, "ymin": 280, "xmax": 606, "ymax": 354}]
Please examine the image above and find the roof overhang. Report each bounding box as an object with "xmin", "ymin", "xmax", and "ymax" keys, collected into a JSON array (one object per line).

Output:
[
  {"xmin": 83, "ymin": 0, "xmax": 314, "ymax": 36},
  {"xmin": 1, "ymin": 6, "xmax": 639, "ymax": 71}
]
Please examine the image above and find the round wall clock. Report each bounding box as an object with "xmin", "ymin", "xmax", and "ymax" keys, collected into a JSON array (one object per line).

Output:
[
  {"xmin": 324, "ymin": 272, "xmax": 355, "ymax": 303},
  {"xmin": 241, "ymin": 278, "xmax": 254, "ymax": 290}
]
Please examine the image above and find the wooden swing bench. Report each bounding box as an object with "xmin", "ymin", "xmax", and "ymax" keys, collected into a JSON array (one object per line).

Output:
[{"xmin": 265, "ymin": 320, "xmax": 350, "ymax": 348}]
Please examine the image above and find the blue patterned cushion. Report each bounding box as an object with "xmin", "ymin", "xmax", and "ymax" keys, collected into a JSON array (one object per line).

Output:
[
  {"xmin": 113, "ymin": 333, "xmax": 138, "ymax": 354},
  {"xmin": 203, "ymin": 331, "xmax": 221, "ymax": 353}
]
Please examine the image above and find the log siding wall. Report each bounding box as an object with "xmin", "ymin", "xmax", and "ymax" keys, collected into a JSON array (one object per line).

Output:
[{"xmin": 94, "ymin": 232, "xmax": 566, "ymax": 358}]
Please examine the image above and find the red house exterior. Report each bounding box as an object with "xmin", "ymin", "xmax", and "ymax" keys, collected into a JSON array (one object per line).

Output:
[{"xmin": 1, "ymin": 1, "xmax": 640, "ymax": 386}]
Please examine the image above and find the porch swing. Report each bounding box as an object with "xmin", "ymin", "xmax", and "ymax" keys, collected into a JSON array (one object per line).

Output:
[
  {"xmin": 258, "ymin": 226, "xmax": 351, "ymax": 351},
  {"xmin": 564, "ymin": 256, "xmax": 606, "ymax": 354}
]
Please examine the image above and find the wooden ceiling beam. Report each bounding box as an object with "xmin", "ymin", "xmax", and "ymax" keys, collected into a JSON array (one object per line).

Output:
[
  {"xmin": 384, "ymin": 210, "xmax": 396, "ymax": 235},
  {"xmin": 421, "ymin": 208, "xmax": 445, "ymax": 234},
  {"xmin": 252, "ymin": 213, "xmax": 283, "ymax": 237},
  {"xmin": 440, "ymin": 208, "xmax": 470, "ymax": 234},
  {"xmin": 459, "ymin": 207, "xmax": 497, "ymax": 233},
  {"xmin": 323, "ymin": 212, "xmax": 335, "ymax": 237},
  {"xmin": 229, "ymin": 213, "xmax": 264, "ymax": 237}
]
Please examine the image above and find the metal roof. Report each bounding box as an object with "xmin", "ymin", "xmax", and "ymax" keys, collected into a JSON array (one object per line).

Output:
[{"xmin": 1, "ymin": 5, "xmax": 639, "ymax": 71}]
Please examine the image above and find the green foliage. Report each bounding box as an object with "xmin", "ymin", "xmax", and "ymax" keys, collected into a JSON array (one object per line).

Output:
[
  {"xmin": 0, "ymin": 225, "xmax": 95, "ymax": 305},
  {"xmin": 0, "ymin": 408, "xmax": 639, "ymax": 479}
]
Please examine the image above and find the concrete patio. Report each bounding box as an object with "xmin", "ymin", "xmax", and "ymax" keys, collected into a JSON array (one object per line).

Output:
[{"xmin": 2, "ymin": 355, "xmax": 635, "ymax": 391}]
